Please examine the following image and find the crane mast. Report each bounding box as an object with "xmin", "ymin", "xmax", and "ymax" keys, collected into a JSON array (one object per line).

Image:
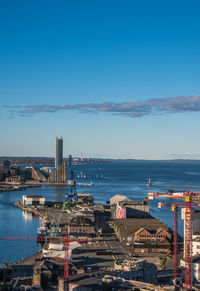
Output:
[
  {"xmin": 184, "ymin": 195, "xmax": 193, "ymax": 290},
  {"xmin": 158, "ymin": 192, "xmax": 197, "ymax": 290}
]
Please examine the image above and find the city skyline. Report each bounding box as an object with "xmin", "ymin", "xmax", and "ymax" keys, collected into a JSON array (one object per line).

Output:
[{"xmin": 1, "ymin": 1, "xmax": 200, "ymax": 159}]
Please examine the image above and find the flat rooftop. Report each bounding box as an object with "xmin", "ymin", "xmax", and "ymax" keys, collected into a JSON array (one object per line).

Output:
[
  {"xmin": 23, "ymin": 195, "xmax": 43, "ymax": 198},
  {"xmin": 77, "ymin": 193, "xmax": 93, "ymax": 197}
]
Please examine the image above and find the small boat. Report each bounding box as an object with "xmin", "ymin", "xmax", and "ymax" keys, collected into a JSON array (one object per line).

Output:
[
  {"xmin": 37, "ymin": 224, "xmax": 48, "ymax": 242},
  {"xmin": 37, "ymin": 217, "xmax": 50, "ymax": 241}
]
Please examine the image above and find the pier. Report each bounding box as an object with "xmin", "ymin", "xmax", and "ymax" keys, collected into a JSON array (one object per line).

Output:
[
  {"xmin": 148, "ymin": 184, "xmax": 200, "ymax": 188},
  {"xmin": 147, "ymin": 179, "xmax": 200, "ymax": 188},
  {"xmin": 15, "ymin": 201, "xmax": 46, "ymax": 219}
]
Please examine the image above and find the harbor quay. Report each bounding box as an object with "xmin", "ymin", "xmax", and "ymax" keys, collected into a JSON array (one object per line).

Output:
[
  {"xmin": 2, "ymin": 192, "xmax": 178, "ymax": 291},
  {"xmin": 2, "ymin": 153, "xmax": 200, "ymax": 290},
  {"xmin": 2, "ymin": 153, "xmax": 199, "ymax": 290}
]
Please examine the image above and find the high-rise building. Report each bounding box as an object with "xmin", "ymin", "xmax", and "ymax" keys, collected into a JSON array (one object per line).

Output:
[
  {"xmin": 55, "ymin": 136, "xmax": 63, "ymax": 169},
  {"xmin": 3, "ymin": 160, "xmax": 10, "ymax": 175},
  {"xmin": 48, "ymin": 136, "xmax": 66, "ymax": 183}
]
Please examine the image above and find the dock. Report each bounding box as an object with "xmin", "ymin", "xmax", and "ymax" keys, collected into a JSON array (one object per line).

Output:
[{"xmin": 15, "ymin": 201, "xmax": 46, "ymax": 219}]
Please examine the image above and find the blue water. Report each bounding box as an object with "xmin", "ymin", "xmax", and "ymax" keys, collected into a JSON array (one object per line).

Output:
[{"xmin": 1, "ymin": 160, "xmax": 200, "ymax": 263}]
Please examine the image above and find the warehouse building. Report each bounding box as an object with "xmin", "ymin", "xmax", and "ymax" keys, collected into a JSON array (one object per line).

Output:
[
  {"xmin": 114, "ymin": 218, "xmax": 171, "ymax": 253},
  {"xmin": 22, "ymin": 195, "xmax": 45, "ymax": 207},
  {"xmin": 77, "ymin": 193, "xmax": 94, "ymax": 205},
  {"xmin": 110, "ymin": 195, "xmax": 150, "ymax": 219},
  {"xmin": 116, "ymin": 198, "xmax": 150, "ymax": 218}
]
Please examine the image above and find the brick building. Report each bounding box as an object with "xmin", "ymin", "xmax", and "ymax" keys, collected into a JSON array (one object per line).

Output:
[
  {"xmin": 114, "ymin": 218, "xmax": 171, "ymax": 254},
  {"xmin": 68, "ymin": 216, "xmax": 95, "ymax": 236}
]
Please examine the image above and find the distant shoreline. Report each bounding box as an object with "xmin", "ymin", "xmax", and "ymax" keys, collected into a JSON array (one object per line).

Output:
[{"xmin": 1, "ymin": 156, "xmax": 200, "ymax": 165}]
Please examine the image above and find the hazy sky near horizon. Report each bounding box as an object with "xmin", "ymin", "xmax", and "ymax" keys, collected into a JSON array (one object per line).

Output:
[{"xmin": 1, "ymin": 0, "xmax": 200, "ymax": 159}]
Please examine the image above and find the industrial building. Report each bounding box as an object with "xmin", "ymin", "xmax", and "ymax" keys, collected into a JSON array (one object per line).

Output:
[
  {"xmin": 68, "ymin": 216, "xmax": 95, "ymax": 236},
  {"xmin": 110, "ymin": 194, "xmax": 150, "ymax": 219},
  {"xmin": 5, "ymin": 175, "xmax": 22, "ymax": 183},
  {"xmin": 22, "ymin": 195, "xmax": 45, "ymax": 207},
  {"xmin": 110, "ymin": 194, "xmax": 128, "ymax": 205},
  {"xmin": 66, "ymin": 205, "xmax": 95, "ymax": 237},
  {"xmin": 117, "ymin": 198, "xmax": 150, "ymax": 218},
  {"xmin": 77, "ymin": 193, "xmax": 94, "ymax": 205},
  {"xmin": 113, "ymin": 259, "xmax": 157, "ymax": 283},
  {"xmin": 114, "ymin": 218, "xmax": 171, "ymax": 253},
  {"xmin": 51, "ymin": 204, "xmax": 97, "ymax": 237}
]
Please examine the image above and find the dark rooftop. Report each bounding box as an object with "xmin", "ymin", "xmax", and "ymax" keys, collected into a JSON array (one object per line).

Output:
[{"xmin": 114, "ymin": 218, "xmax": 169, "ymax": 237}]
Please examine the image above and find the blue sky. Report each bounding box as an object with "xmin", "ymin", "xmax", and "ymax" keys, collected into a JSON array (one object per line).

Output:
[{"xmin": 1, "ymin": 0, "xmax": 200, "ymax": 159}]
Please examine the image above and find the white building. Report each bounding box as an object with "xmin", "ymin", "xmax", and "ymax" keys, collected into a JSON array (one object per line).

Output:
[
  {"xmin": 113, "ymin": 259, "xmax": 157, "ymax": 284},
  {"xmin": 110, "ymin": 194, "xmax": 128, "ymax": 205},
  {"xmin": 180, "ymin": 255, "xmax": 200, "ymax": 283},
  {"xmin": 180, "ymin": 208, "xmax": 200, "ymax": 283},
  {"xmin": 181, "ymin": 209, "xmax": 200, "ymax": 257},
  {"xmin": 22, "ymin": 195, "xmax": 45, "ymax": 207}
]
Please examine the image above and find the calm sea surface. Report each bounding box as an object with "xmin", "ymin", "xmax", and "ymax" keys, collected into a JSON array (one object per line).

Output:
[{"xmin": 1, "ymin": 160, "xmax": 200, "ymax": 263}]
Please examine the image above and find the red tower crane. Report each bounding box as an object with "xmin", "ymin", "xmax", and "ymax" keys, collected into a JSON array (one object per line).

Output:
[
  {"xmin": 62, "ymin": 236, "xmax": 88, "ymax": 283},
  {"xmin": 172, "ymin": 204, "xmax": 178, "ymax": 280},
  {"xmin": 184, "ymin": 195, "xmax": 193, "ymax": 290},
  {"xmin": 158, "ymin": 193, "xmax": 200, "ymax": 290},
  {"xmin": 158, "ymin": 202, "xmax": 182, "ymax": 280}
]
